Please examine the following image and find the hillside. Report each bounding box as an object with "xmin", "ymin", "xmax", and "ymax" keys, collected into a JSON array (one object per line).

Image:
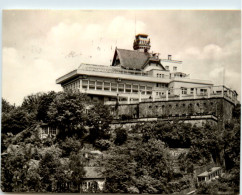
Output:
[{"xmin": 1, "ymin": 92, "xmax": 240, "ymax": 193}]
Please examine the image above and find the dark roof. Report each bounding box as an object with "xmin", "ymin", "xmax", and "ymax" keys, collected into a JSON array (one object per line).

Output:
[
  {"xmin": 113, "ymin": 49, "xmax": 150, "ymax": 70},
  {"xmin": 112, "ymin": 48, "xmax": 166, "ymax": 71},
  {"xmin": 84, "ymin": 167, "xmax": 104, "ymax": 179}
]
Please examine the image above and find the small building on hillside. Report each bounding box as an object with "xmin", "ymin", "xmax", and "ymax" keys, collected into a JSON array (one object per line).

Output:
[
  {"xmin": 39, "ymin": 124, "xmax": 59, "ymax": 139},
  {"xmin": 81, "ymin": 167, "xmax": 105, "ymax": 192},
  {"xmin": 197, "ymin": 167, "xmax": 222, "ymax": 184}
]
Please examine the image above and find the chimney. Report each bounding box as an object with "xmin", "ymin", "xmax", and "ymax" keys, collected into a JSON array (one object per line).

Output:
[{"xmin": 168, "ymin": 55, "xmax": 172, "ymax": 60}]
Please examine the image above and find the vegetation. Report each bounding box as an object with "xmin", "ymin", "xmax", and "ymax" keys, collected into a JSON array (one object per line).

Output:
[{"xmin": 1, "ymin": 94, "xmax": 240, "ymax": 193}]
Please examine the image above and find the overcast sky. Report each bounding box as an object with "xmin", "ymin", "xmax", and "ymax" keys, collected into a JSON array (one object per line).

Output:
[{"xmin": 2, "ymin": 10, "xmax": 241, "ymax": 105}]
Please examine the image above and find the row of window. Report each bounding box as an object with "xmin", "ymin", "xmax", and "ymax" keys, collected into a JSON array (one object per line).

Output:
[
  {"xmin": 63, "ymin": 80, "xmax": 80, "ymax": 91},
  {"xmin": 156, "ymin": 83, "xmax": 168, "ymax": 88},
  {"xmin": 42, "ymin": 127, "xmax": 57, "ymax": 135},
  {"xmin": 181, "ymin": 88, "xmax": 208, "ymax": 95},
  {"xmin": 165, "ymin": 66, "xmax": 177, "ymax": 71},
  {"xmin": 157, "ymin": 73, "xmax": 165, "ymax": 78},
  {"xmin": 148, "ymin": 102, "xmax": 215, "ymax": 109},
  {"xmin": 82, "ymin": 80, "xmax": 153, "ymax": 95}
]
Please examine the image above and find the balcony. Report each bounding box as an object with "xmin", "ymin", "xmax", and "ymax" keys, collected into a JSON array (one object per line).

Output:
[{"xmin": 103, "ymin": 85, "xmax": 238, "ymax": 105}]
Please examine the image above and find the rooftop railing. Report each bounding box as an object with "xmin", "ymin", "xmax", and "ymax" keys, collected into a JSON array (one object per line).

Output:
[{"xmin": 78, "ymin": 64, "xmax": 171, "ymax": 78}]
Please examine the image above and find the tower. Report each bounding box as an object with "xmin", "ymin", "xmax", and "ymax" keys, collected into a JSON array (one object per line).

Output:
[{"xmin": 133, "ymin": 34, "xmax": 151, "ymax": 52}]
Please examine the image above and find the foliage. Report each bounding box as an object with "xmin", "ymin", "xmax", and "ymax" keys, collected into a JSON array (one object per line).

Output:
[
  {"xmin": 38, "ymin": 151, "xmax": 64, "ymax": 192},
  {"xmin": 47, "ymin": 91, "xmax": 88, "ymax": 138},
  {"xmin": 114, "ymin": 127, "xmax": 127, "ymax": 146},
  {"xmin": 2, "ymin": 98, "xmax": 15, "ymax": 113},
  {"xmin": 69, "ymin": 153, "xmax": 86, "ymax": 192},
  {"xmin": 95, "ymin": 139, "xmax": 111, "ymax": 150},
  {"xmin": 36, "ymin": 91, "xmax": 57, "ymax": 123},
  {"xmin": 21, "ymin": 93, "xmax": 43, "ymax": 114},
  {"xmin": 1, "ymin": 107, "xmax": 31, "ymax": 135},
  {"xmin": 101, "ymin": 138, "xmax": 173, "ymax": 193},
  {"xmin": 58, "ymin": 136, "xmax": 83, "ymax": 157},
  {"xmin": 135, "ymin": 121, "xmax": 221, "ymax": 166},
  {"xmin": 1, "ymin": 144, "xmax": 38, "ymax": 192},
  {"xmin": 86, "ymin": 103, "xmax": 113, "ymax": 142}
]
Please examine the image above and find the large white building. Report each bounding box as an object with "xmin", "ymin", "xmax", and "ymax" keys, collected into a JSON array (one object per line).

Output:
[{"xmin": 56, "ymin": 34, "xmax": 237, "ymax": 105}]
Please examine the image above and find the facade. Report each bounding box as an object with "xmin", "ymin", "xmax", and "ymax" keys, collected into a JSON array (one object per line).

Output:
[{"xmin": 56, "ymin": 34, "xmax": 238, "ymax": 106}]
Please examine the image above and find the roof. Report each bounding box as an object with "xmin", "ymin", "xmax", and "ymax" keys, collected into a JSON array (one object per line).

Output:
[
  {"xmin": 136, "ymin": 33, "xmax": 148, "ymax": 38},
  {"xmin": 197, "ymin": 167, "xmax": 222, "ymax": 177},
  {"xmin": 115, "ymin": 49, "xmax": 150, "ymax": 70},
  {"xmin": 83, "ymin": 167, "xmax": 104, "ymax": 179}
]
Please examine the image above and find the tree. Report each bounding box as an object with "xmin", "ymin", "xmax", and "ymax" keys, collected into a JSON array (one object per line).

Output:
[
  {"xmin": 47, "ymin": 91, "xmax": 88, "ymax": 138},
  {"xmin": 86, "ymin": 103, "xmax": 113, "ymax": 143},
  {"xmin": 100, "ymin": 138, "xmax": 172, "ymax": 193},
  {"xmin": 58, "ymin": 136, "xmax": 83, "ymax": 157},
  {"xmin": 69, "ymin": 153, "xmax": 86, "ymax": 192},
  {"xmin": 38, "ymin": 152, "xmax": 64, "ymax": 192},
  {"xmin": 1, "ymin": 144, "xmax": 37, "ymax": 192},
  {"xmin": 21, "ymin": 93, "xmax": 43, "ymax": 114},
  {"xmin": 36, "ymin": 91, "xmax": 57, "ymax": 123},
  {"xmin": 2, "ymin": 98, "xmax": 15, "ymax": 113},
  {"xmin": 1, "ymin": 107, "xmax": 31, "ymax": 135}
]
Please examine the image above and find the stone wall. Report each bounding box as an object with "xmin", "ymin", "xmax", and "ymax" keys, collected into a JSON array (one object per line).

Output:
[{"xmin": 110, "ymin": 97, "xmax": 235, "ymax": 127}]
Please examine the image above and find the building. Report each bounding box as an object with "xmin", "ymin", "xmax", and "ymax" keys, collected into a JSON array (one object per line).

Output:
[
  {"xmin": 39, "ymin": 124, "xmax": 59, "ymax": 139},
  {"xmin": 56, "ymin": 34, "xmax": 237, "ymax": 105},
  {"xmin": 56, "ymin": 34, "xmax": 238, "ymax": 127},
  {"xmin": 197, "ymin": 167, "xmax": 222, "ymax": 184},
  {"xmin": 81, "ymin": 167, "xmax": 105, "ymax": 192}
]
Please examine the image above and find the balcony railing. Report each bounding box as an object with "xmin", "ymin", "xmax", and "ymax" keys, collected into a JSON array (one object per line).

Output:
[{"xmin": 104, "ymin": 86, "xmax": 237, "ymax": 105}]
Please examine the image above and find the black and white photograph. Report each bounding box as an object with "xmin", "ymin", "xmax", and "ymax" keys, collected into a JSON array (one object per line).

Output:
[{"xmin": 1, "ymin": 8, "xmax": 241, "ymax": 194}]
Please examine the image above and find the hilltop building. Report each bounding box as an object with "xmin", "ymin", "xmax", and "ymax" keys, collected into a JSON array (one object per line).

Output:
[
  {"xmin": 56, "ymin": 34, "xmax": 237, "ymax": 105},
  {"xmin": 56, "ymin": 34, "xmax": 238, "ymax": 127}
]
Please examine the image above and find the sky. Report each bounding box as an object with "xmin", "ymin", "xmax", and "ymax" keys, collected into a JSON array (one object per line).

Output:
[{"xmin": 2, "ymin": 10, "xmax": 241, "ymax": 105}]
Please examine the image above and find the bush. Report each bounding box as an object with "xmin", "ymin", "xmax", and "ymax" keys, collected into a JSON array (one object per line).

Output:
[
  {"xmin": 58, "ymin": 137, "xmax": 83, "ymax": 157},
  {"xmin": 114, "ymin": 127, "xmax": 127, "ymax": 146},
  {"xmin": 95, "ymin": 139, "xmax": 111, "ymax": 150}
]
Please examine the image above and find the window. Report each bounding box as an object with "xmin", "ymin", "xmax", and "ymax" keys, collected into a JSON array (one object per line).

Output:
[
  {"xmin": 89, "ymin": 80, "xmax": 95, "ymax": 90},
  {"xmin": 165, "ymin": 66, "xmax": 169, "ymax": 70},
  {"xmin": 77, "ymin": 81, "xmax": 80, "ymax": 88},
  {"xmin": 104, "ymin": 82, "xmax": 110, "ymax": 91},
  {"xmin": 190, "ymin": 88, "xmax": 194, "ymax": 94},
  {"xmin": 146, "ymin": 86, "xmax": 152, "ymax": 95},
  {"xmin": 118, "ymin": 83, "xmax": 124, "ymax": 92},
  {"xmin": 49, "ymin": 127, "xmax": 56, "ymax": 135},
  {"xmin": 96, "ymin": 81, "xmax": 103, "ymax": 90},
  {"xmin": 125, "ymin": 84, "xmax": 131, "ymax": 93},
  {"xmin": 111, "ymin": 83, "xmax": 117, "ymax": 92},
  {"xmin": 82, "ymin": 80, "xmax": 88, "ymax": 89},
  {"xmin": 140, "ymin": 86, "xmax": 145, "ymax": 94},
  {"xmin": 181, "ymin": 87, "xmax": 187, "ymax": 94},
  {"xmin": 200, "ymin": 89, "xmax": 207, "ymax": 95},
  {"xmin": 173, "ymin": 66, "xmax": 177, "ymax": 71},
  {"xmin": 132, "ymin": 85, "xmax": 138, "ymax": 94}
]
